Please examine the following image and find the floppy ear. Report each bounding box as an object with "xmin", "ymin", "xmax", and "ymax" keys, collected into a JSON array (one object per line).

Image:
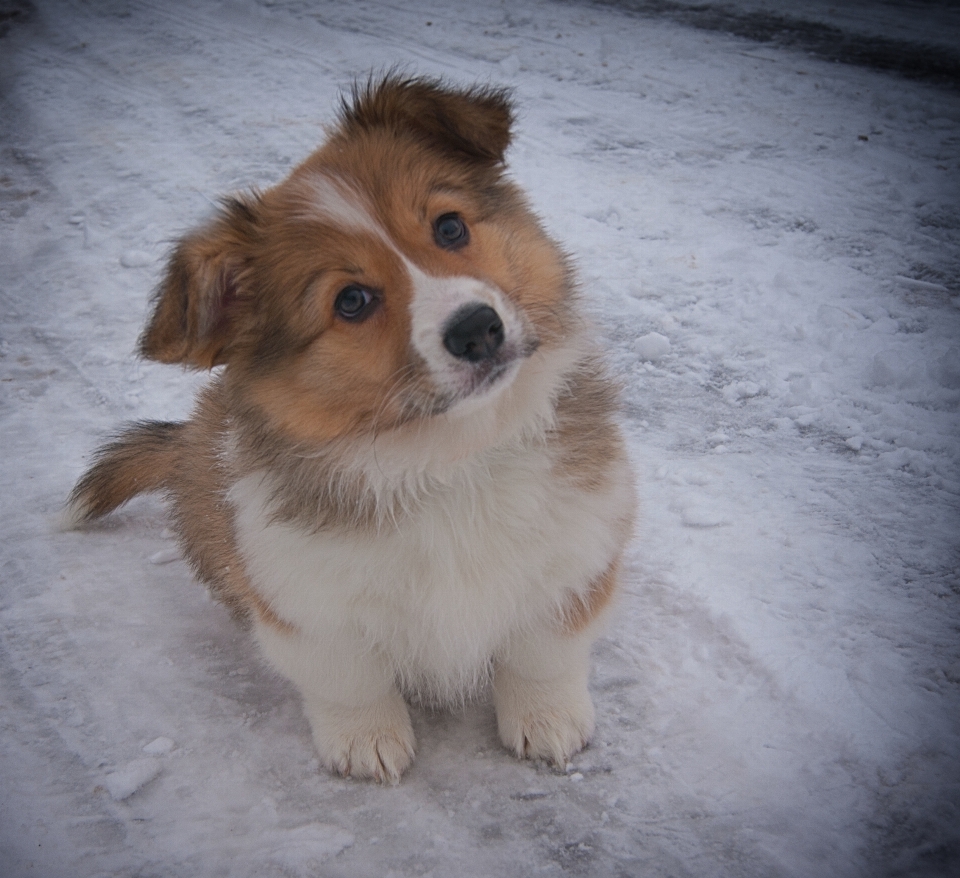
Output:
[
  {"xmin": 341, "ymin": 75, "xmax": 514, "ymax": 165},
  {"xmin": 139, "ymin": 196, "xmax": 261, "ymax": 370}
]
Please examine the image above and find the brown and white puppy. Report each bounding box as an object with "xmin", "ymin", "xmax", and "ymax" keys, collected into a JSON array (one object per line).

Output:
[{"xmin": 67, "ymin": 76, "xmax": 636, "ymax": 783}]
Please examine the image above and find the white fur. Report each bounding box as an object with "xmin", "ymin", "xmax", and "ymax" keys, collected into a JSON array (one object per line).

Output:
[
  {"xmin": 60, "ymin": 497, "xmax": 90, "ymax": 532},
  {"xmin": 256, "ymin": 619, "xmax": 416, "ymax": 783},
  {"xmin": 304, "ymin": 173, "xmax": 391, "ymax": 242},
  {"xmin": 493, "ymin": 620, "xmax": 600, "ymax": 765},
  {"xmin": 231, "ymin": 407, "xmax": 633, "ymax": 701}
]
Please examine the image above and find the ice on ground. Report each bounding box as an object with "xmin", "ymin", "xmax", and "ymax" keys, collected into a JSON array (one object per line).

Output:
[
  {"xmin": 103, "ymin": 759, "xmax": 163, "ymax": 801},
  {"xmin": 149, "ymin": 547, "xmax": 182, "ymax": 565},
  {"xmin": 142, "ymin": 736, "xmax": 176, "ymax": 755}
]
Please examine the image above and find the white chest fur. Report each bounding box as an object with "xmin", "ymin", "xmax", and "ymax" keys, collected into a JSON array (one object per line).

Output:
[{"xmin": 229, "ymin": 437, "xmax": 629, "ymax": 700}]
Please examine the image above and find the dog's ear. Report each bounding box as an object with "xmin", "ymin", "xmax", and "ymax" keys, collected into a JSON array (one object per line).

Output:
[
  {"xmin": 139, "ymin": 196, "xmax": 261, "ymax": 369},
  {"xmin": 341, "ymin": 75, "xmax": 514, "ymax": 166}
]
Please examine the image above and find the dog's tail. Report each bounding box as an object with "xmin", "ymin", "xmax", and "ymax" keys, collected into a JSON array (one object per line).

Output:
[{"xmin": 64, "ymin": 421, "xmax": 186, "ymax": 528}]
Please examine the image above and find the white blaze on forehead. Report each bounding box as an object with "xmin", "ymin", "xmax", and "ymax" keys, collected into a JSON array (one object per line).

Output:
[{"xmin": 305, "ymin": 173, "xmax": 391, "ymax": 242}]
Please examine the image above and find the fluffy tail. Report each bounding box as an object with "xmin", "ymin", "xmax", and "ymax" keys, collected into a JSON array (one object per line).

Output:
[{"xmin": 64, "ymin": 421, "xmax": 185, "ymax": 528}]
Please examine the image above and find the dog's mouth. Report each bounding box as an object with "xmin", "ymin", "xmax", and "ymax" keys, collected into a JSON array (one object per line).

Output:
[
  {"xmin": 442, "ymin": 335, "xmax": 540, "ymax": 411},
  {"xmin": 464, "ymin": 353, "xmax": 515, "ymax": 394},
  {"xmin": 396, "ymin": 337, "xmax": 537, "ymax": 421}
]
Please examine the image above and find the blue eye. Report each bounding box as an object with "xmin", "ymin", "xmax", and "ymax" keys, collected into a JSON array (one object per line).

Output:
[
  {"xmin": 433, "ymin": 213, "xmax": 469, "ymax": 249},
  {"xmin": 335, "ymin": 285, "xmax": 374, "ymax": 320}
]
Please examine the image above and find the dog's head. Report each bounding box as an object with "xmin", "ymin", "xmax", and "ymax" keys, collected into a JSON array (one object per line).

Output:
[{"xmin": 140, "ymin": 76, "xmax": 576, "ymax": 444}]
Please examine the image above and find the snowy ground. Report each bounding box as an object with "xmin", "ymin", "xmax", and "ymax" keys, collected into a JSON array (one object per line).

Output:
[{"xmin": 2, "ymin": 1, "xmax": 959, "ymax": 875}]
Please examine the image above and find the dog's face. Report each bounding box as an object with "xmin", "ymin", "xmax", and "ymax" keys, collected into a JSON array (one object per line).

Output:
[{"xmin": 139, "ymin": 78, "xmax": 574, "ymax": 444}]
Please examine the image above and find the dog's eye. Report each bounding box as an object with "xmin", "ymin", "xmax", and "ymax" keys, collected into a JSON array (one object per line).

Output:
[
  {"xmin": 433, "ymin": 213, "xmax": 469, "ymax": 249},
  {"xmin": 334, "ymin": 285, "xmax": 374, "ymax": 321}
]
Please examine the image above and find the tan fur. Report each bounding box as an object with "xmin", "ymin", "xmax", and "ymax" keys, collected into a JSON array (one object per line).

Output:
[
  {"xmin": 338, "ymin": 76, "xmax": 513, "ymax": 166},
  {"xmin": 67, "ymin": 421, "xmax": 184, "ymax": 522},
  {"xmin": 139, "ymin": 197, "xmax": 262, "ymax": 369},
  {"xmin": 552, "ymin": 357, "xmax": 629, "ymax": 492},
  {"xmin": 561, "ymin": 557, "xmax": 622, "ymax": 635},
  {"xmin": 161, "ymin": 385, "xmax": 294, "ymax": 631}
]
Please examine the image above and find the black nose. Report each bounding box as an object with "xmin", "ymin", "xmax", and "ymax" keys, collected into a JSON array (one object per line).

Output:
[{"xmin": 442, "ymin": 304, "xmax": 504, "ymax": 362}]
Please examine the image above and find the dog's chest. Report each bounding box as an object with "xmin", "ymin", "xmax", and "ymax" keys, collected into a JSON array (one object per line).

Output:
[{"xmin": 229, "ymin": 443, "xmax": 619, "ymax": 685}]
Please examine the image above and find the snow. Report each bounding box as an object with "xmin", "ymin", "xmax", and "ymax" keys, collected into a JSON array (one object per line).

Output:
[
  {"xmin": 103, "ymin": 758, "xmax": 164, "ymax": 802},
  {"xmin": 633, "ymin": 331, "xmax": 672, "ymax": 361},
  {"xmin": 141, "ymin": 736, "xmax": 176, "ymax": 756},
  {"xmin": 1, "ymin": 0, "xmax": 959, "ymax": 875}
]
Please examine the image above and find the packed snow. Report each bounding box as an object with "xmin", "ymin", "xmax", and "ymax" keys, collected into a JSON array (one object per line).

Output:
[{"xmin": 2, "ymin": 1, "xmax": 959, "ymax": 875}]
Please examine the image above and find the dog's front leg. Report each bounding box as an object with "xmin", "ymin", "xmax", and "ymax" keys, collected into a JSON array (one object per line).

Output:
[
  {"xmin": 492, "ymin": 622, "xmax": 597, "ymax": 767},
  {"xmin": 255, "ymin": 620, "xmax": 415, "ymax": 783}
]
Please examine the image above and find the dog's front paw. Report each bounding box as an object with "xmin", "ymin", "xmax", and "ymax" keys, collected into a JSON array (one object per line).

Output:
[
  {"xmin": 493, "ymin": 668, "xmax": 595, "ymax": 766},
  {"xmin": 305, "ymin": 691, "xmax": 416, "ymax": 784}
]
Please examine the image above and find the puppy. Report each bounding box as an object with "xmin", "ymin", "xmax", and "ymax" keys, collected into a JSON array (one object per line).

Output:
[{"xmin": 67, "ymin": 76, "xmax": 636, "ymax": 783}]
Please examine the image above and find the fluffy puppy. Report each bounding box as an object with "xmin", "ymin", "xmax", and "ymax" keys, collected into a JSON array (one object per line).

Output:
[{"xmin": 67, "ymin": 76, "xmax": 636, "ymax": 783}]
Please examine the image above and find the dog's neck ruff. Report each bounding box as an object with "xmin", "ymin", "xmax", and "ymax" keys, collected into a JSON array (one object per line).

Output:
[{"xmin": 224, "ymin": 333, "xmax": 588, "ymax": 534}]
